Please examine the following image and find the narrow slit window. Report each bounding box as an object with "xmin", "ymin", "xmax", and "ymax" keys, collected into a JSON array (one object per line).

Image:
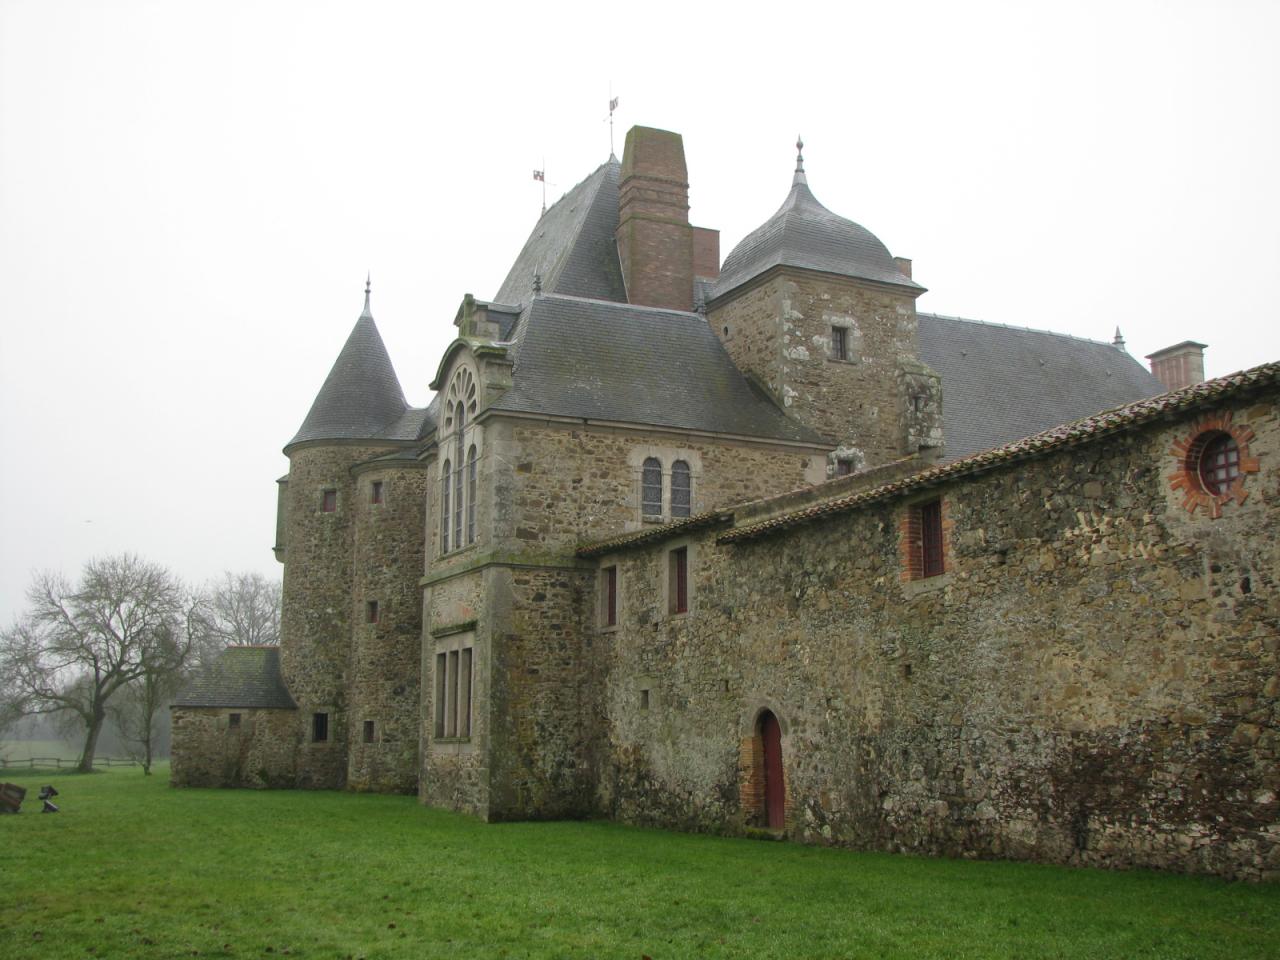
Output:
[
  {"xmin": 641, "ymin": 458, "xmax": 663, "ymax": 518},
  {"xmin": 446, "ymin": 650, "xmax": 460, "ymax": 738},
  {"xmin": 312, "ymin": 712, "xmax": 329, "ymax": 743},
  {"xmin": 453, "ymin": 403, "xmax": 466, "ymax": 549},
  {"xmin": 321, "ymin": 489, "xmax": 337, "ymax": 513},
  {"xmin": 434, "ymin": 653, "xmax": 447, "ymax": 738},
  {"xmin": 670, "ymin": 460, "xmax": 691, "ymax": 518},
  {"xmin": 366, "ymin": 600, "xmax": 379, "ymax": 624},
  {"xmin": 370, "ymin": 480, "xmax": 384, "ymax": 505},
  {"xmin": 669, "ymin": 547, "xmax": 689, "ymax": 615},
  {"xmin": 362, "ymin": 720, "xmax": 375, "ymax": 744},
  {"xmin": 603, "ymin": 565, "xmax": 618, "ymax": 627}
]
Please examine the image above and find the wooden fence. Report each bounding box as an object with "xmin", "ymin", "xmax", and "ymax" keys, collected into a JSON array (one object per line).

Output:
[{"xmin": 0, "ymin": 756, "xmax": 141, "ymax": 769}]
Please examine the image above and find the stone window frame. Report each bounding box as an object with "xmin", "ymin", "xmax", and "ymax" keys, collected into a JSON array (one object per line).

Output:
[
  {"xmin": 370, "ymin": 479, "xmax": 385, "ymax": 506},
  {"xmin": 826, "ymin": 318, "xmax": 860, "ymax": 365},
  {"xmin": 831, "ymin": 325, "xmax": 848, "ymax": 361},
  {"xmin": 1168, "ymin": 411, "xmax": 1260, "ymax": 518},
  {"xmin": 320, "ymin": 488, "xmax": 337, "ymax": 514},
  {"xmin": 365, "ymin": 599, "xmax": 380, "ymax": 624},
  {"xmin": 663, "ymin": 539, "xmax": 695, "ymax": 619},
  {"xmin": 228, "ymin": 712, "xmax": 241, "ymax": 730},
  {"xmin": 438, "ymin": 362, "xmax": 483, "ymax": 556},
  {"xmin": 432, "ymin": 632, "xmax": 475, "ymax": 745},
  {"xmin": 361, "ymin": 719, "xmax": 376, "ymax": 744},
  {"xmin": 628, "ymin": 447, "xmax": 702, "ymax": 525},
  {"xmin": 598, "ymin": 560, "xmax": 620, "ymax": 632},
  {"xmin": 899, "ymin": 495, "xmax": 951, "ymax": 582}
]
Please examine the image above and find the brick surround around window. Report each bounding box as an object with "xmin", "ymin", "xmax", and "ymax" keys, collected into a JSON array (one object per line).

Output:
[{"xmin": 1168, "ymin": 410, "xmax": 1260, "ymax": 518}]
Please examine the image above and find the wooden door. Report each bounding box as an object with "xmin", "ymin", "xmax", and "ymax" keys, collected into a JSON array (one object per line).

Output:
[{"xmin": 760, "ymin": 710, "xmax": 784, "ymax": 829}]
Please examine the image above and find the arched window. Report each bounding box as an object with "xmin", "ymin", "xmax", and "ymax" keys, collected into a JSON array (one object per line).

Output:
[
  {"xmin": 641, "ymin": 458, "xmax": 663, "ymax": 518},
  {"xmin": 452, "ymin": 403, "xmax": 466, "ymax": 550},
  {"xmin": 466, "ymin": 445, "xmax": 478, "ymax": 545},
  {"xmin": 441, "ymin": 366, "xmax": 479, "ymax": 555},
  {"xmin": 440, "ymin": 459, "xmax": 451, "ymax": 553},
  {"xmin": 670, "ymin": 460, "xmax": 691, "ymax": 518}
]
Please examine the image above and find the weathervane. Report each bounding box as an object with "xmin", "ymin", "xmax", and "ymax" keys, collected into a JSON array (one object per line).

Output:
[
  {"xmin": 533, "ymin": 161, "xmax": 546, "ymax": 216},
  {"xmin": 608, "ymin": 90, "xmax": 619, "ymax": 158}
]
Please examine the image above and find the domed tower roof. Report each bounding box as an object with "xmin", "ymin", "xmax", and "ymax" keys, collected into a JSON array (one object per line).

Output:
[
  {"xmin": 711, "ymin": 138, "xmax": 922, "ymax": 302},
  {"xmin": 286, "ymin": 279, "xmax": 411, "ymax": 449}
]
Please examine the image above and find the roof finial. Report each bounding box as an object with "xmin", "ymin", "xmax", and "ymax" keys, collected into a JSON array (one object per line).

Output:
[
  {"xmin": 1112, "ymin": 326, "xmax": 1126, "ymax": 350},
  {"xmin": 532, "ymin": 271, "xmax": 542, "ymax": 295},
  {"xmin": 361, "ymin": 272, "xmax": 373, "ymax": 319},
  {"xmin": 793, "ymin": 134, "xmax": 807, "ymax": 187}
]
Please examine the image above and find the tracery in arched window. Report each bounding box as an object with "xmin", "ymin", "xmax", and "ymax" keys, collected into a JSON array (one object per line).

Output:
[{"xmin": 441, "ymin": 366, "xmax": 480, "ymax": 555}]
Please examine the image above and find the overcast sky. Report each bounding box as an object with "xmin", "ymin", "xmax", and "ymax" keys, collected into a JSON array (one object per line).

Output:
[{"xmin": 2, "ymin": 0, "xmax": 1278, "ymax": 623}]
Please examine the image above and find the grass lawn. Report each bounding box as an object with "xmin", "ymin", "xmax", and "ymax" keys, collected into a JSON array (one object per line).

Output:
[{"xmin": 1, "ymin": 767, "xmax": 1275, "ymax": 959}]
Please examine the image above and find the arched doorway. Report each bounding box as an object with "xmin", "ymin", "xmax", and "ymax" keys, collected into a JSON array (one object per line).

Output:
[{"xmin": 758, "ymin": 710, "xmax": 784, "ymax": 829}]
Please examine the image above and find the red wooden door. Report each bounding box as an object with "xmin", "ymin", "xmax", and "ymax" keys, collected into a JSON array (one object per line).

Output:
[{"xmin": 760, "ymin": 711, "xmax": 784, "ymax": 829}]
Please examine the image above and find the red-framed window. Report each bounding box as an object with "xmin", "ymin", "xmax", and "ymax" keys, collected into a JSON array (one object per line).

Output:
[
  {"xmin": 920, "ymin": 499, "xmax": 944, "ymax": 578},
  {"xmin": 669, "ymin": 547, "xmax": 688, "ymax": 614}
]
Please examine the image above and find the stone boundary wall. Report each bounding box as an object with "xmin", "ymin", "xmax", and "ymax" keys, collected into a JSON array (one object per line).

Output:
[{"xmin": 594, "ymin": 393, "xmax": 1278, "ymax": 879}]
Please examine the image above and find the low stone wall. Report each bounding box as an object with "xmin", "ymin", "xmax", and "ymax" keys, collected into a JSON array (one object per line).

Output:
[
  {"xmin": 170, "ymin": 707, "xmax": 300, "ymax": 789},
  {"xmin": 595, "ymin": 394, "xmax": 1279, "ymax": 879}
]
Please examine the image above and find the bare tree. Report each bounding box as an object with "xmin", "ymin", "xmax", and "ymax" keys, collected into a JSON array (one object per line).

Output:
[
  {"xmin": 109, "ymin": 628, "xmax": 187, "ymax": 774},
  {"xmin": 195, "ymin": 571, "xmax": 281, "ymax": 655},
  {"xmin": 0, "ymin": 554, "xmax": 194, "ymax": 772}
]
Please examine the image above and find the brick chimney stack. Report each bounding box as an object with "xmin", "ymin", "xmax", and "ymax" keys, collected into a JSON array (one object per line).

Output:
[
  {"xmin": 616, "ymin": 126, "xmax": 694, "ymax": 311},
  {"xmin": 1146, "ymin": 341, "xmax": 1207, "ymax": 392}
]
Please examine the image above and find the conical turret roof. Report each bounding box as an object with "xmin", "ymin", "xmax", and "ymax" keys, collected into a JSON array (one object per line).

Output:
[
  {"xmin": 711, "ymin": 147, "xmax": 921, "ymax": 301},
  {"xmin": 286, "ymin": 286, "xmax": 412, "ymax": 449}
]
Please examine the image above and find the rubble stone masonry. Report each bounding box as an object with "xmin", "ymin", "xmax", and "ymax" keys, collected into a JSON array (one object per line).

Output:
[
  {"xmin": 709, "ymin": 270, "xmax": 941, "ymax": 472},
  {"xmin": 595, "ymin": 394, "xmax": 1278, "ymax": 879}
]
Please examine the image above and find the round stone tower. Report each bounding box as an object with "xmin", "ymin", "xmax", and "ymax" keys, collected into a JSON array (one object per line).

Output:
[{"xmin": 278, "ymin": 281, "xmax": 428, "ymax": 789}]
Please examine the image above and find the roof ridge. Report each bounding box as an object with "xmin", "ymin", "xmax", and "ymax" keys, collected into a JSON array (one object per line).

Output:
[
  {"xmin": 919, "ymin": 311, "xmax": 1116, "ymax": 348},
  {"xmin": 537, "ymin": 291, "xmax": 702, "ymax": 319}
]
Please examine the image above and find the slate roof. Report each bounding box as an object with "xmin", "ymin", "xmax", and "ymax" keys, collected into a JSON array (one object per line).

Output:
[
  {"xmin": 494, "ymin": 160, "xmax": 627, "ymax": 308},
  {"xmin": 719, "ymin": 359, "xmax": 1280, "ymax": 544},
  {"xmin": 712, "ymin": 174, "xmax": 921, "ymax": 302},
  {"xmin": 918, "ymin": 314, "xmax": 1166, "ymax": 461},
  {"xmin": 288, "ymin": 298, "xmax": 432, "ymax": 449},
  {"xmin": 171, "ymin": 646, "xmax": 296, "ymax": 710},
  {"xmin": 490, "ymin": 293, "xmax": 825, "ymax": 444}
]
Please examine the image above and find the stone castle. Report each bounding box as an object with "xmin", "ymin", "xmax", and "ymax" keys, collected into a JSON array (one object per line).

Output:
[{"xmin": 171, "ymin": 126, "xmax": 1279, "ymax": 880}]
